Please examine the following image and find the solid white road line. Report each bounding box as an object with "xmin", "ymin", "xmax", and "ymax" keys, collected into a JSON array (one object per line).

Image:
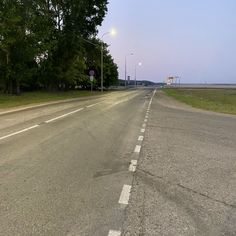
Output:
[
  {"xmin": 129, "ymin": 160, "xmax": 138, "ymax": 172},
  {"xmin": 119, "ymin": 185, "xmax": 132, "ymax": 205},
  {"xmin": 108, "ymin": 230, "xmax": 121, "ymax": 236},
  {"xmin": 138, "ymin": 135, "xmax": 144, "ymax": 141},
  {"xmin": 141, "ymin": 128, "xmax": 145, "ymax": 133},
  {"xmin": 45, "ymin": 108, "xmax": 84, "ymax": 123},
  {"xmin": 0, "ymin": 125, "xmax": 39, "ymax": 141},
  {"xmin": 134, "ymin": 145, "xmax": 141, "ymax": 153}
]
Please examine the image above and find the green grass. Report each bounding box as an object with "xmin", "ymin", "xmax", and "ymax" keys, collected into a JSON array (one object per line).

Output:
[
  {"xmin": 0, "ymin": 90, "xmax": 103, "ymax": 109},
  {"xmin": 163, "ymin": 88, "xmax": 236, "ymax": 115}
]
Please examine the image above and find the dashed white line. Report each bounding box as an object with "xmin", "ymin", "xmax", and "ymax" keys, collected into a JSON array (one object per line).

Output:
[
  {"xmin": 134, "ymin": 145, "xmax": 141, "ymax": 153},
  {"xmin": 142, "ymin": 123, "xmax": 146, "ymax": 128},
  {"xmin": 144, "ymin": 119, "xmax": 148, "ymax": 122},
  {"xmin": 119, "ymin": 185, "xmax": 132, "ymax": 205},
  {"xmin": 45, "ymin": 108, "xmax": 84, "ymax": 123},
  {"xmin": 145, "ymin": 115, "xmax": 149, "ymax": 119},
  {"xmin": 0, "ymin": 125, "xmax": 39, "ymax": 141},
  {"xmin": 108, "ymin": 230, "xmax": 121, "ymax": 236},
  {"xmin": 138, "ymin": 135, "xmax": 144, "ymax": 141},
  {"xmin": 141, "ymin": 128, "xmax": 145, "ymax": 133},
  {"xmin": 129, "ymin": 160, "xmax": 138, "ymax": 172},
  {"xmin": 86, "ymin": 102, "xmax": 100, "ymax": 108}
]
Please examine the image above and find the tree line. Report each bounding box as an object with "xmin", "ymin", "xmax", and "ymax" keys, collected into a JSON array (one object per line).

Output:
[{"xmin": 0, "ymin": 0, "xmax": 118, "ymax": 94}]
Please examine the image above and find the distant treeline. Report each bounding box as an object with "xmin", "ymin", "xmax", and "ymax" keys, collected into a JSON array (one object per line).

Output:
[{"xmin": 0, "ymin": 0, "xmax": 118, "ymax": 94}]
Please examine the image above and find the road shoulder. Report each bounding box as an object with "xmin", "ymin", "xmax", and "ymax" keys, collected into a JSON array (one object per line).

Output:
[{"xmin": 122, "ymin": 90, "xmax": 236, "ymax": 236}]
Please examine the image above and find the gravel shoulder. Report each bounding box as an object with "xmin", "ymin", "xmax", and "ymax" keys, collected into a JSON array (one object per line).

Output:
[{"xmin": 122, "ymin": 90, "xmax": 236, "ymax": 236}]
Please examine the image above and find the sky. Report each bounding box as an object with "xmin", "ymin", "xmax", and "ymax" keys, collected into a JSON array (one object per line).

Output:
[{"xmin": 98, "ymin": 0, "xmax": 236, "ymax": 84}]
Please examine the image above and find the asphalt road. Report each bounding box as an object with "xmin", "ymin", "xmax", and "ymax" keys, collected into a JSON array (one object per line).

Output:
[
  {"xmin": 0, "ymin": 89, "xmax": 154, "ymax": 236},
  {"xmin": 123, "ymin": 91, "xmax": 236, "ymax": 236}
]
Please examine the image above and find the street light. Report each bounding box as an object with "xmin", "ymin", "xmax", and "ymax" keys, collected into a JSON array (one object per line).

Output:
[
  {"xmin": 125, "ymin": 53, "xmax": 134, "ymax": 87},
  {"xmin": 80, "ymin": 29, "xmax": 116, "ymax": 92},
  {"xmin": 135, "ymin": 62, "xmax": 142, "ymax": 87},
  {"xmin": 100, "ymin": 29, "xmax": 116, "ymax": 92}
]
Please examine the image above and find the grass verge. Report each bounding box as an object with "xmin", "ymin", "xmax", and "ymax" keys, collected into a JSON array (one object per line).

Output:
[
  {"xmin": 163, "ymin": 88, "xmax": 236, "ymax": 115},
  {"xmin": 0, "ymin": 90, "xmax": 104, "ymax": 109}
]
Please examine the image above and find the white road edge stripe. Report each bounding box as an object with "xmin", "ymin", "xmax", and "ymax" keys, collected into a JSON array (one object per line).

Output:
[
  {"xmin": 129, "ymin": 160, "xmax": 138, "ymax": 172},
  {"xmin": 134, "ymin": 145, "xmax": 141, "ymax": 153},
  {"xmin": 45, "ymin": 108, "xmax": 84, "ymax": 123},
  {"xmin": 118, "ymin": 185, "xmax": 132, "ymax": 205},
  {"xmin": 0, "ymin": 125, "xmax": 39, "ymax": 141},
  {"xmin": 138, "ymin": 135, "xmax": 144, "ymax": 141},
  {"xmin": 108, "ymin": 230, "xmax": 121, "ymax": 236}
]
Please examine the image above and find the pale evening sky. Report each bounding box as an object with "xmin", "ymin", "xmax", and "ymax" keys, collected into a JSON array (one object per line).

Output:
[{"xmin": 99, "ymin": 0, "xmax": 236, "ymax": 84}]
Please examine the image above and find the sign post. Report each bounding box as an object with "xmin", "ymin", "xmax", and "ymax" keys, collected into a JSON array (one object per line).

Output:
[{"xmin": 89, "ymin": 70, "xmax": 95, "ymax": 92}]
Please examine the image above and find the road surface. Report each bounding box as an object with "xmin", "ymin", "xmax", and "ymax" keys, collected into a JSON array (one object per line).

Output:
[
  {"xmin": 1, "ymin": 88, "xmax": 236, "ymax": 236},
  {"xmin": 0, "ymin": 89, "xmax": 154, "ymax": 236},
  {"xmin": 123, "ymin": 91, "xmax": 236, "ymax": 236}
]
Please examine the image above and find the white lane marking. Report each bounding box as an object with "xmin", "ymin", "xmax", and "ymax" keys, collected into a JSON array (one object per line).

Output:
[
  {"xmin": 144, "ymin": 119, "xmax": 148, "ymax": 122},
  {"xmin": 119, "ymin": 185, "xmax": 132, "ymax": 205},
  {"xmin": 138, "ymin": 135, "xmax": 144, "ymax": 141},
  {"xmin": 108, "ymin": 230, "xmax": 121, "ymax": 236},
  {"xmin": 145, "ymin": 115, "xmax": 149, "ymax": 119},
  {"xmin": 0, "ymin": 125, "xmax": 39, "ymax": 141},
  {"xmin": 134, "ymin": 145, "xmax": 141, "ymax": 153},
  {"xmin": 45, "ymin": 108, "xmax": 84, "ymax": 123},
  {"xmin": 129, "ymin": 160, "xmax": 138, "ymax": 172},
  {"xmin": 142, "ymin": 123, "xmax": 146, "ymax": 128},
  {"xmin": 86, "ymin": 102, "xmax": 100, "ymax": 108},
  {"xmin": 141, "ymin": 128, "xmax": 145, "ymax": 133}
]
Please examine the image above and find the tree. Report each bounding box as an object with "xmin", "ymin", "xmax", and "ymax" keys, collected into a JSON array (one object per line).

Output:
[{"xmin": 0, "ymin": 0, "xmax": 118, "ymax": 93}]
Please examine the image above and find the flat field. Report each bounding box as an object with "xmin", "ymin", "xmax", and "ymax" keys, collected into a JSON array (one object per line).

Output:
[
  {"xmin": 0, "ymin": 90, "xmax": 102, "ymax": 109},
  {"xmin": 164, "ymin": 88, "xmax": 236, "ymax": 115}
]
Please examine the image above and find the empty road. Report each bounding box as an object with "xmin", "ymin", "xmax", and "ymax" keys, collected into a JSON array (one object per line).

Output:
[{"xmin": 0, "ymin": 89, "xmax": 154, "ymax": 236}]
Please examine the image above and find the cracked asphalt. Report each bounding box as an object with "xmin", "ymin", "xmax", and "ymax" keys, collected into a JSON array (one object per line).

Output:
[{"xmin": 122, "ymin": 91, "xmax": 236, "ymax": 236}]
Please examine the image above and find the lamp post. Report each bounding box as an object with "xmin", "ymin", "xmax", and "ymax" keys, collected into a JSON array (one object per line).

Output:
[
  {"xmin": 100, "ymin": 32, "xmax": 110, "ymax": 92},
  {"xmin": 100, "ymin": 29, "xmax": 116, "ymax": 92},
  {"xmin": 125, "ymin": 53, "xmax": 134, "ymax": 87},
  {"xmin": 135, "ymin": 62, "xmax": 142, "ymax": 87},
  {"xmin": 80, "ymin": 29, "xmax": 116, "ymax": 92}
]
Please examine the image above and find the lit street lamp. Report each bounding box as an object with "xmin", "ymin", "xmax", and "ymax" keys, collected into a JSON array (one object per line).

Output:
[
  {"xmin": 135, "ymin": 62, "xmax": 142, "ymax": 87},
  {"xmin": 80, "ymin": 29, "xmax": 116, "ymax": 92},
  {"xmin": 101, "ymin": 29, "xmax": 116, "ymax": 92},
  {"xmin": 125, "ymin": 53, "xmax": 134, "ymax": 87}
]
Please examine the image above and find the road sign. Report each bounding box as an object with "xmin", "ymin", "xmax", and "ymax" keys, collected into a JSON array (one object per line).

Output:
[{"xmin": 89, "ymin": 70, "xmax": 95, "ymax": 76}]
